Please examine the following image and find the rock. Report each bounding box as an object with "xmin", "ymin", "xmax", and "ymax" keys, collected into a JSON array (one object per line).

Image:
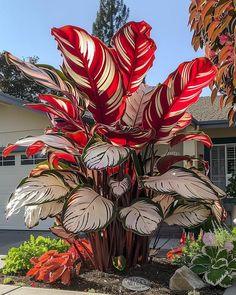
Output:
[{"xmin": 169, "ymin": 265, "xmax": 207, "ymax": 291}]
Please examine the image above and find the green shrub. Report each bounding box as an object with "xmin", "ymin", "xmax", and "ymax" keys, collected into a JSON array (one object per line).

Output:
[
  {"xmin": 3, "ymin": 277, "xmax": 14, "ymax": 285},
  {"xmin": 226, "ymin": 174, "xmax": 236, "ymax": 197},
  {"xmin": 3, "ymin": 235, "xmax": 69, "ymax": 275}
]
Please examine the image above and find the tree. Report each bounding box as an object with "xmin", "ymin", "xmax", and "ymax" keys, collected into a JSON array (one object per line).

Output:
[
  {"xmin": 92, "ymin": 0, "xmax": 129, "ymax": 46},
  {"xmin": 0, "ymin": 52, "xmax": 48, "ymax": 101},
  {"xmin": 4, "ymin": 21, "xmax": 226, "ymax": 278},
  {"xmin": 189, "ymin": 0, "xmax": 236, "ymax": 124}
]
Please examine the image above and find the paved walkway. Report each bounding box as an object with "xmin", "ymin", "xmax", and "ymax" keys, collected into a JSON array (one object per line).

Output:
[{"xmin": 0, "ymin": 285, "xmax": 105, "ymax": 295}]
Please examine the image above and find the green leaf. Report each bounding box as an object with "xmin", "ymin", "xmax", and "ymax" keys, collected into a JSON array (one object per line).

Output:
[
  {"xmin": 112, "ymin": 255, "xmax": 126, "ymax": 271},
  {"xmin": 212, "ymin": 258, "xmax": 227, "ymax": 269},
  {"xmin": 219, "ymin": 274, "xmax": 233, "ymax": 288},
  {"xmin": 204, "ymin": 269, "xmax": 228, "ymax": 286},
  {"xmin": 202, "ymin": 246, "xmax": 219, "ymax": 259},
  {"xmin": 228, "ymin": 258, "xmax": 236, "ymax": 270},
  {"xmin": 216, "ymin": 249, "xmax": 228, "ymax": 260},
  {"xmin": 192, "ymin": 254, "xmax": 211, "ymax": 266},
  {"xmin": 190, "ymin": 264, "xmax": 208, "ymax": 274}
]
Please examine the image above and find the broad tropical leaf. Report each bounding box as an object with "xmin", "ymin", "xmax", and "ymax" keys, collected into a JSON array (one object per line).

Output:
[
  {"xmin": 170, "ymin": 132, "xmax": 213, "ymax": 148},
  {"xmin": 24, "ymin": 201, "xmax": 64, "ymax": 228},
  {"xmin": 122, "ymin": 84, "xmax": 154, "ymax": 127},
  {"xmin": 143, "ymin": 58, "xmax": 217, "ymax": 143},
  {"xmin": 164, "ymin": 204, "xmax": 210, "ymax": 227},
  {"xmin": 152, "ymin": 194, "xmax": 175, "ymax": 217},
  {"xmin": 82, "ymin": 135, "xmax": 130, "ymax": 170},
  {"xmin": 51, "ymin": 25, "xmax": 125, "ymax": 125},
  {"xmin": 156, "ymin": 155, "xmax": 192, "ymax": 174},
  {"xmin": 210, "ymin": 201, "xmax": 227, "ymax": 223},
  {"xmin": 5, "ymin": 52, "xmax": 80, "ymax": 100},
  {"xmin": 112, "ymin": 21, "xmax": 156, "ymax": 94},
  {"xmin": 3, "ymin": 134, "xmax": 80, "ymax": 157},
  {"xmin": 62, "ymin": 187, "xmax": 114, "ymax": 232},
  {"xmin": 140, "ymin": 167, "xmax": 222, "ymax": 201},
  {"xmin": 6, "ymin": 171, "xmax": 78, "ymax": 218},
  {"xmin": 109, "ymin": 175, "xmax": 131, "ymax": 198},
  {"xmin": 119, "ymin": 199, "xmax": 162, "ymax": 235}
]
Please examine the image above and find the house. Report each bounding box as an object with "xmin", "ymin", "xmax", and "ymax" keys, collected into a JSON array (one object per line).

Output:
[{"xmin": 0, "ymin": 92, "xmax": 235, "ymax": 231}]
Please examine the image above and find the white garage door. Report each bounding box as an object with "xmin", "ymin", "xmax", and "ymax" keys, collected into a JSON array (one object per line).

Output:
[{"xmin": 0, "ymin": 152, "xmax": 52, "ymax": 230}]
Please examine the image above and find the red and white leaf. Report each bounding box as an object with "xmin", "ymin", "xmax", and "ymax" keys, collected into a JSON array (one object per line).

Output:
[
  {"xmin": 82, "ymin": 135, "xmax": 130, "ymax": 170},
  {"xmin": 96, "ymin": 124, "xmax": 155, "ymax": 149},
  {"xmin": 3, "ymin": 134, "xmax": 79, "ymax": 157},
  {"xmin": 122, "ymin": 84, "xmax": 154, "ymax": 127},
  {"xmin": 171, "ymin": 112, "xmax": 192, "ymax": 134},
  {"xmin": 210, "ymin": 201, "xmax": 227, "ymax": 223},
  {"xmin": 152, "ymin": 194, "xmax": 175, "ymax": 217},
  {"xmin": 108, "ymin": 175, "xmax": 131, "ymax": 198},
  {"xmin": 6, "ymin": 171, "xmax": 78, "ymax": 218},
  {"xmin": 62, "ymin": 187, "xmax": 114, "ymax": 232},
  {"xmin": 164, "ymin": 204, "xmax": 211, "ymax": 227},
  {"xmin": 51, "ymin": 26, "xmax": 125, "ymax": 125},
  {"xmin": 143, "ymin": 58, "xmax": 217, "ymax": 143},
  {"xmin": 112, "ymin": 21, "xmax": 156, "ymax": 94},
  {"xmin": 156, "ymin": 155, "xmax": 193, "ymax": 174},
  {"xmin": 24, "ymin": 201, "xmax": 64, "ymax": 228},
  {"xmin": 119, "ymin": 200, "xmax": 161, "ymax": 235},
  {"xmin": 170, "ymin": 132, "xmax": 213, "ymax": 148},
  {"xmin": 140, "ymin": 167, "xmax": 222, "ymax": 201}
]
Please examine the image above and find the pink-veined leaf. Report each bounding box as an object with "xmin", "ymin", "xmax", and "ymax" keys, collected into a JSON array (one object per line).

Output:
[
  {"xmin": 51, "ymin": 25, "xmax": 125, "ymax": 125},
  {"xmin": 121, "ymin": 84, "xmax": 155, "ymax": 127},
  {"xmin": 48, "ymin": 151, "xmax": 77, "ymax": 168},
  {"xmin": 119, "ymin": 199, "xmax": 161, "ymax": 235},
  {"xmin": 25, "ymin": 141, "xmax": 46, "ymax": 157},
  {"xmin": 164, "ymin": 204, "xmax": 211, "ymax": 227},
  {"xmin": 170, "ymin": 132, "xmax": 213, "ymax": 148},
  {"xmin": 6, "ymin": 170, "xmax": 79, "ymax": 218},
  {"xmin": 140, "ymin": 167, "xmax": 223, "ymax": 201},
  {"xmin": 112, "ymin": 21, "xmax": 156, "ymax": 94},
  {"xmin": 152, "ymin": 194, "xmax": 175, "ymax": 218},
  {"xmin": 62, "ymin": 187, "xmax": 114, "ymax": 232},
  {"xmin": 171, "ymin": 112, "xmax": 193, "ymax": 134},
  {"xmin": 108, "ymin": 175, "xmax": 131, "ymax": 198},
  {"xmin": 143, "ymin": 58, "xmax": 217, "ymax": 143},
  {"xmin": 24, "ymin": 201, "xmax": 64, "ymax": 229}
]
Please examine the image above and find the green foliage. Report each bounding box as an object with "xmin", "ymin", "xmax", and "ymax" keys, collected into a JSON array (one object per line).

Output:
[
  {"xmin": 112, "ymin": 255, "xmax": 126, "ymax": 271},
  {"xmin": 226, "ymin": 174, "xmax": 236, "ymax": 197},
  {"xmin": 92, "ymin": 0, "xmax": 129, "ymax": 46},
  {"xmin": 3, "ymin": 235, "xmax": 69, "ymax": 275},
  {"xmin": 187, "ymin": 291, "xmax": 200, "ymax": 295},
  {"xmin": 0, "ymin": 52, "xmax": 47, "ymax": 101},
  {"xmin": 3, "ymin": 277, "xmax": 14, "ymax": 285}
]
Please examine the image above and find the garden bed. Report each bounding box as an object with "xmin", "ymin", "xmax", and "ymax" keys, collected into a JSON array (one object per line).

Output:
[{"xmin": 0, "ymin": 258, "xmax": 224, "ymax": 295}]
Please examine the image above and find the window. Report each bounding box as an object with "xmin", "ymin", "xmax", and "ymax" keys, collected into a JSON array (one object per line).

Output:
[
  {"xmin": 0, "ymin": 155, "xmax": 15, "ymax": 166},
  {"xmin": 21, "ymin": 154, "xmax": 47, "ymax": 165},
  {"xmin": 210, "ymin": 143, "xmax": 236, "ymax": 191}
]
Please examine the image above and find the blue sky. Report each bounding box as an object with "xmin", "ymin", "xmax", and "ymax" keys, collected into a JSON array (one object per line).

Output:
[{"xmin": 0, "ymin": 0, "xmax": 208, "ymax": 93}]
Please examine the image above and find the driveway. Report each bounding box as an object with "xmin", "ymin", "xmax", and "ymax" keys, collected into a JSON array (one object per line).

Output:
[{"xmin": 0, "ymin": 230, "xmax": 53, "ymax": 255}]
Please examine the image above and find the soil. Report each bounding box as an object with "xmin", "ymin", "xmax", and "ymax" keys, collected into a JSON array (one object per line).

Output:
[{"xmin": 0, "ymin": 258, "xmax": 224, "ymax": 295}]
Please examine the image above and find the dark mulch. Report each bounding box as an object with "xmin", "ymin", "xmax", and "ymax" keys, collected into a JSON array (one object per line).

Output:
[{"xmin": 0, "ymin": 258, "xmax": 224, "ymax": 295}]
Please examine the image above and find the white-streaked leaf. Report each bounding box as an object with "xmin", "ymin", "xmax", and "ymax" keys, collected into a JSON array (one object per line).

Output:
[
  {"xmin": 24, "ymin": 201, "xmax": 64, "ymax": 228},
  {"xmin": 191, "ymin": 168, "xmax": 226, "ymax": 197},
  {"xmin": 164, "ymin": 204, "xmax": 210, "ymax": 227},
  {"xmin": 6, "ymin": 171, "xmax": 78, "ymax": 218},
  {"xmin": 141, "ymin": 167, "xmax": 221, "ymax": 201},
  {"xmin": 109, "ymin": 175, "xmax": 131, "ymax": 198},
  {"xmin": 152, "ymin": 194, "xmax": 175, "ymax": 217},
  {"xmin": 204, "ymin": 269, "xmax": 228, "ymax": 286},
  {"xmin": 82, "ymin": 136, "xmax": 130, "ymax": 170},
  {"xmin": 62, "ymin": 187, "xmax": 114, "ymax": 233},
  {"xmin": 122, "ymin": 84, "xmax": 154, "ymax": 127},
  {"xmin": 119, "ymin": 200, "xmax": 162, "ymax": 235}
]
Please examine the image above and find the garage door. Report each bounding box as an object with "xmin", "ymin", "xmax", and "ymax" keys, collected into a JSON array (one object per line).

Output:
[{"xmin": 0, "ymin": 153, "xmax": 52, "ymax": 230}]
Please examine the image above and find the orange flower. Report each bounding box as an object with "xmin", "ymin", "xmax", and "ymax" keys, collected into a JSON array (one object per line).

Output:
[{"xmin": 166, "ymin": 247, "xmax": 184, "ymax": 261}]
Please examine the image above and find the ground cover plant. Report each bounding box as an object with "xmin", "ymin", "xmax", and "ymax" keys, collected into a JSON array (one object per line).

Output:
[
  {"xmin": 168, "ymin": 228, "xmax": 236, "ymax": 288},
  {"xmin": 3, "ymin": 20, "xmax": 227, "ymax": 284}
]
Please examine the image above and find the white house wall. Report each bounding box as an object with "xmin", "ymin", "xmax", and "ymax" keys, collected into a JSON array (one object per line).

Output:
[{"xmin": 0, "ymin": 104, "xmax": 52, "ymax": 230}]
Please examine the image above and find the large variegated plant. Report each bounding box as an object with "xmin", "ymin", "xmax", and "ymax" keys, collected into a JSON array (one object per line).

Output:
[{"xmin": 4, "ymin": 21, "xmax": 226, "ymax": 271}]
